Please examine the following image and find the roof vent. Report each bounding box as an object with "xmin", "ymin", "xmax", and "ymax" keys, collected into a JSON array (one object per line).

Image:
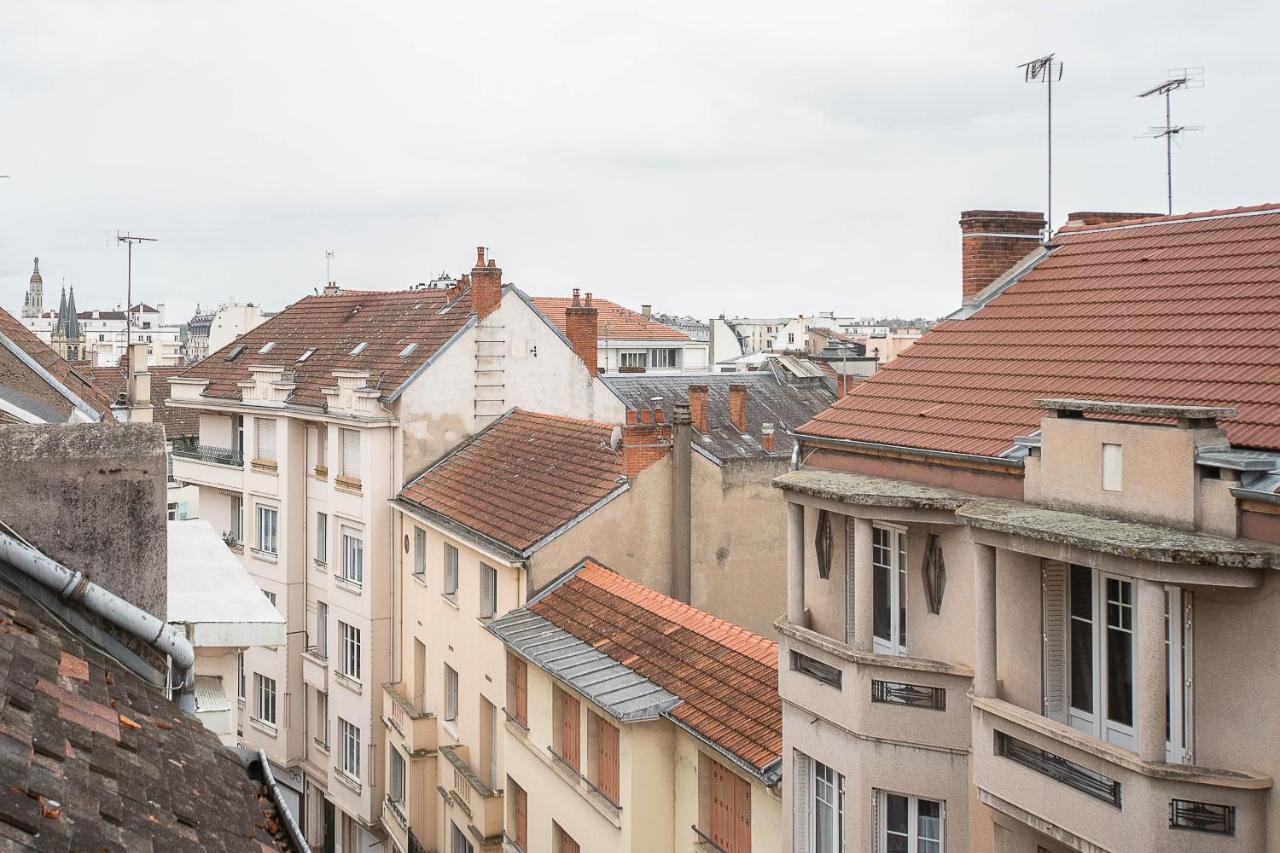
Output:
[
  {"xmin": 258, "ymin": 342, "xmax": 276, "ymax": 354},
  {"xmin": 350, "ymin": 342, "xmax": 368, "ymax": 356},
  {"xmin": 297, "ymin": 347, "xmax": 316, "ymax": 363},
  {"xmin": 225, "ymin": 344, "xmax": 245, "ymax": 362},
  {"xmin": 399, "ymin": 343, "xmax": 418, "ymax": 358}
]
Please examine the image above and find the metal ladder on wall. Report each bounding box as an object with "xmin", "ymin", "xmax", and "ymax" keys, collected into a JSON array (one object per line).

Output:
[{"xmin": 474, "ymin": 316, "xmax": 507, "ymax": 426}]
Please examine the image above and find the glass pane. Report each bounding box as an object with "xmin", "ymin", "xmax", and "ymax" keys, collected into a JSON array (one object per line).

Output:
[
  {"xmin": 917, "ymin": 799, "xmax": 942, "ymax": 841},
  {"xmin": 1107, "ymin": 626, "xmax": 1133, "ymax": 726},
  {"xmin": 1069, "ymin": 567, "xmax": 1094, "ymax": 714},
  {"xmin": 1070, "ymin": 565, "xmax": 1092, "ymax": 619},
  {"xmin": 814, "ymin": 798, "xmax": 832, "ymax": 853},
  {"xmin": 874, "ymin": 561, "xmax": 890, "ymax": 641},
  {"xmin": 897, "ymin": 564, "xmax": 907, "ymax": 648},
  {"xmin": 886, "ymin": 833, "xmax": 909, "ymax": 853},
  {"xmin": 886, "ymin": 793, "xmax": 908, "ymax": 833}
]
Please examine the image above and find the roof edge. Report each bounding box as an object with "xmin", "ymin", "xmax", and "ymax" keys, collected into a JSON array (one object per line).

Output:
[
  {"xmin": 792, "ymin": 431, "xmax": 1024, "ymax": 469},
  {"xmin": 1055, "ymin": 202, "xmax": 1280, "ymax": 236},
  {"xmin": 385, "ymin": 312, "xmax": 478, "ymax": 403},
  {"xmin": 0, "ymin": 331, "xmax": 105, "ymax": 421}
]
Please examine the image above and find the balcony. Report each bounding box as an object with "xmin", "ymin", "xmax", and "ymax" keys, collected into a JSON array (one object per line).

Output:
[
  {"xmin": 973, "ymin": 696, "xmax": 1270, "ymax": 853},
  {"xmin": 383, "ymin": 682, "xmax": 437, "ymax": 754},
  {"xmin": 438, "ymin": 745, "xmax": 503, "ymax": 848},
  {"xmin": 171, "ymin": 439, "xmax": 244, "ymax": 490},
  {"xmin": 301, "ymin": 646, "xmax": 328, "ymax": 691}
]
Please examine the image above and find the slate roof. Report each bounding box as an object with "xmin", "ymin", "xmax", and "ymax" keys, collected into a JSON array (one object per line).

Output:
[
  {"xmin": 516, "ymin": 560, "xmax": 781, "ymax": 780},
  {"xmin": 178, "ymin": 287, "xmax": 475, "ymax": 407},
  {"xmin": 532, "ymin": 296, "xmax": 690, "ymax": 342},
  {"xmin": 0, "ymin": 575, "xmax": 289, "ymax": 851},
  {"xmin": 604, "ymin": 372, "xmax": 834, "ymax": 461},
  {"xmin": 0, "ymin": 307, "xmax": 114, "ymax": 421},
  {"xmin": 83, "ymin": 366, "xmax": 199, "ymax": 439},
  {"xmin": 398, "ymin": 410, "xmax": 625, "ymax": 555},
  {"xmin": 799, "ymin": 204, "xmax": 1280, "ymax": 455}
]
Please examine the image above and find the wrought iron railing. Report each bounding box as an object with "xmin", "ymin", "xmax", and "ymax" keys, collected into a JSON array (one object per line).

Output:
[
  {"xmin": 171, "ymin": 437, "xmax": 243, "ymax": 467},
  {"xmin": 995, "ymin": 731, "xmax": 1122, "ymax": 807},
  {"xmin": 1170, "ymin": 798, "xmax": 1236, "ymax": 835},
  {"xmin": 871, "ymin": 679, "xmax": 946, "ymax": 711}
]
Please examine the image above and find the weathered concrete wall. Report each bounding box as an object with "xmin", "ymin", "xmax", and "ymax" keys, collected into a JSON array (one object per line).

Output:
[{"xmin": 0, "ymin": 422, "xmax": 168, "ymax": 618}]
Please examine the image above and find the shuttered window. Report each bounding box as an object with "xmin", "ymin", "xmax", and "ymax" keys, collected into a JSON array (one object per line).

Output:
[
  {"xmin": 507, "ymin": 654, "xmax": 528, "ymax": 727},
  {"xmin": 480, "ymin": 563, "xmax": 497, "ymax": 617},
  {"xmin": 339, "ymin": 428, "xmax": 361, "ymax": 480},
  {"xmin": 793, "ymin": 750, "xmax": 811, "ymax": 853},
  {"xmin": 413, "ymin": 527, "xmax": 426, "ymax": 576},
  {"xmin": 255, "ymin": 418, "xmax": 276, "ymax": 462},
  {"xmin": 554, "ymin": 824, "xmax": 579, "ymax": 853},
  {"xmin": 591, "ymin": 712, "xmax": 620, "ymax": 804},
  {"xmin": 443, "ymin": 543, "xmax": 459, "ymax": 596},
  {"xmin": 1042, "ymin": 561, "xmax": 1070, "ymax": 723},
  {"xmin": 510, "ymin": 779, "xmax": 528, "ymax": 850},
  {"xmin": 707, "ymin": 755, "xmax": 752, "ymax": 853},
  {"xmin": 554, "ymin": 686, "xmax": 580, "ymax": 771}
]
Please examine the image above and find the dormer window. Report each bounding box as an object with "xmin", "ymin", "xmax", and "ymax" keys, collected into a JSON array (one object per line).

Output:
[
  {"xmin": 399, "ymin": 343, "xmax": 418, "ymax": 358},
  {"xmin": 225, "ymin": 344, "xmax": 245, "ymax": 361},
  {"xmin": 350, "ymin": 342, "xmax": 368, "ymax": 356},
  {"xmin": 297, "ymin": 347, "xmax": 316, "ymax": 363},
  {"xmin": 258, "ymin": 342, "xmax": 276, "ymax": 354}
]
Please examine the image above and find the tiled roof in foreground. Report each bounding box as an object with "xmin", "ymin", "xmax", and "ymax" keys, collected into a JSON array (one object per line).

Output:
[
  {"xmin": 398, "ymin": 410, "xmax": 625, "ymax": 555},
  {"xmin": 523, "ymin": 560, "xmax": 781, "ymax": 777},
  {"xmin": 532, "ymin": 296, "xmax": 691, "ymax": 341},
  {"xmin": 799, "ymin": 204, "xmax": 1280, "ymax": 455},
  {"xmin": 0, "ymin": 308, "xmax": 115, "ymax": 421},
  {"xmin": 0, "ymin": 577, "xmax": 288, "ymax": 851}
]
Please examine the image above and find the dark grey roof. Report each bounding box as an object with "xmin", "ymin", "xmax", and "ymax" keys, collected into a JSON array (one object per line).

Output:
[
  {"xmin": 486, "ymin": 609, "xmax": 679, "ymax": 721},
  {"xmin": 602, "ymin": 371, "xmax": 834, "ymax": 462}
]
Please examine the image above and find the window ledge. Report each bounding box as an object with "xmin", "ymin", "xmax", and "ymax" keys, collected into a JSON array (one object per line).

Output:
[
  {"xmin": 409, "ymin": 572, "xmax": 429, "ymax": 589},
  {"xmin": 314, "ymin": 559, "xmax": 328, "ymax": 571},
  {"xmin": 249, "ymin": 547, "xmax": 279, "ymax": 564},
  {"xmin": 227, "ymin": 543, "xmax": 245, "ymax": 555},
  {"xmin": 335, "ymin": 770, "xmax": 362, "ymax": 794},
  {"xmin": 776, "ymin": 618, "xmax": 974, "ymax": 678},
  {"xmin": 440, "ymin": 593, "xmax": 459, "ymax": 610},
  {"xmin": 335, "ymin": 476, "xmax": 363, "ymax": 494},
  {"xmin": 249, "ymin": 717, "xmax": 278, "ymax": 738},
  {"xmin": 313, "ymin": 467, "xmax": 329, "ymax": 480},
  {"xmin": 313, "ymin": 738, "xmax": 330, "ymax": 755},
  {"xmin": 334, "ymin": 671, "xmax": 364, "ymax": 695},
  {"xmin": 441, "ymin": 720, "xmax": 459, "ymax": 741},
  {"xmin": 334, "ymin": 575, "xmax": 363, "ymax": 595},
  {"xmin": 251, "ymin": 459, "xmax": 279, "ymax": 474}
]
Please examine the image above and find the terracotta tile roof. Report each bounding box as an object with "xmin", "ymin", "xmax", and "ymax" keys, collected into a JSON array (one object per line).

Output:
[
  {"xmin": 398, "ymin": 410, "xmax": 625, "ymax": 554},
  {"xmin": 0, "ymin": 307, "xmax": 115, "ymax": 420},
  {"xmin": 532, "ymin": 296, "xmax": 691, "ymax": 341},
  {"xmin": 179, "ymin": 287, "xmax": 474, "ymax": 407},
  {"xmin": 800, "ymin": 205, "xmax": 1280, "ymax": 455},
  {"xmin": 0, "ymin": 576, "xmax": 290, "ymax": 851},
  {"xmin": 83, "ymin": 365, "xmax": 199, "ymax": 438},
  {"xmin": 529, "ymin": 560, "xmax": 781, "ymax": 774}
]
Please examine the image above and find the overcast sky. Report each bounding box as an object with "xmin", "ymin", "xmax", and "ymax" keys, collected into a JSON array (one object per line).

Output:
[{"xmin": 3, "ymin": 1, "xmax": 1277, "ymax": 324}]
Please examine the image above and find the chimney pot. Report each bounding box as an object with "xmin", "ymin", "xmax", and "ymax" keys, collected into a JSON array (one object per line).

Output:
[
  {"xmin": 654, "ymin": 407, "xmax": 665, "ymax": 424},
  {"xmin": 761, "ymin": 423, "xmax": 776, "ymax": 453},
  {"xmin": 958, "ymin": 210, "xmax": 1045, "ymax": 304},
  {"xmin": 729, "ymin": 384, "xmax": 748, "ymax": 433},
  {"xmin": 564, "ymin": 287, "xmax": 599, "ymax": 374},
  {"xmin": 476, "ymin": 246, "xmax": 486, "ymax": 267}
]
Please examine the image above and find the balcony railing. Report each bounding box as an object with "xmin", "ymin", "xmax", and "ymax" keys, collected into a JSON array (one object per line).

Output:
[{"xmin": 171, "ymin": 438, "xmax": 243, "ymax": 467}]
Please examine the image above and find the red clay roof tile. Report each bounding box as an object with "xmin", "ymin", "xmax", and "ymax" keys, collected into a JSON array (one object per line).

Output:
[
  {"xmin": 0, "ymin": 307, "xmax": 115, "ymax": 418},
  {"xmin": 532, "ymin": 296, "xmax": 691, "ymax": 341}
]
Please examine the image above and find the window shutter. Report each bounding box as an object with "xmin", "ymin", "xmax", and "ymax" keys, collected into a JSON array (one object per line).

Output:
[
  {"xmin": 597, "ymin": 717, "xmax": 619, "ymax": 802},
  {"xmin": 793, "ymin": 750, "xmax": 811, "ymax": 853},
  {"xmin": 870, "ymin": 789, "xmax": 880, "ymax": 853},
  {"xmin": 341, "ymin": 429, "xmax": 360, "ymax": 479},
  {"xmin": 1042, "ymin": 561, "xmax": 1070, "ymax": 723},
  {"xmin": 481, "ymin": 564, "xmax": 494, "ymax": 616},
  {"xmin": 563, "ymin": 692, "xmax": 580, "ymax": 770},
  {"xmin": 256, "ymin": 418, "xmax": 276, "ymax": 461},
  {"xmin": 514, "ymin": 783, "xmax": 528, "ymax": 847},
  {"xmin": 734, "ymin": 770, "xmax": 752, "ymax": 853},
  {"xmin": 845, "ymin": 518, "xmax": 857, "ymax": 645},
  {"xmin": 514, "ymin": 658, "xmax": 528, "ymax": 725}
]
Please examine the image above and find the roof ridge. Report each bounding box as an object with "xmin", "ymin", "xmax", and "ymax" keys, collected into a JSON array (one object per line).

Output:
[{"xmin": 1057, "ymin": 203, "xmax": 1280, "ymax": 235}]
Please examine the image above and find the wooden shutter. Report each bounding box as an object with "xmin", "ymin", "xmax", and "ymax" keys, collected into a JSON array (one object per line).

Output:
[
  {"xmin": 509, "ymin": 656, "xmax": 528, "ymax": 726},
  {"xmin": 708, "ymin": 759, "xmax": 751, "ymax": 852},
  {"xmin": 558, "ymin": 688, "xmax": 580, "ymax": 770},
  {"xmin": 513, "ymin": 782, "xmax": 528, "ymax": 848},
  {"xmin": 481, "ymin": 564, "xmax": 495, "ymax": 616},
  {"xmin": 596, "ymin": 716, "xmax": 620, "ymax": 803},
  {"xmin": 793, "ymin": 750, "xmax": 811, "ymax": 853},
  {"xmin": 1042, "ymin": 561, "xmax": 1070, "ymax": 723},
  {"xmin": 340, "ymin": 428, "xmax": 360, "ymax": 479},
  {"xmin": 557, "ymin": 826, "xmax": 580, "ymax": 853},
  {"xmin": 845, "ymin": 518, "xmax": 857, "ymax": 645}
]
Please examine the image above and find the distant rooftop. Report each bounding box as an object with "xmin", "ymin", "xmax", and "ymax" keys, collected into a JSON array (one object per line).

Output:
[{"xmin": 533, "ymin": 296, "xmax": 691, "ymax": 342}]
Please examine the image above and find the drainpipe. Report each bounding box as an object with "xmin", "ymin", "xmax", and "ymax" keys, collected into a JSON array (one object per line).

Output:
[
  {"xmin": 671, "ymin": 403, "xmax": 693, "ymax": 603},
  {"xmin": 0, "ymin": 531, "xmax": 197, "ymax": 710}
]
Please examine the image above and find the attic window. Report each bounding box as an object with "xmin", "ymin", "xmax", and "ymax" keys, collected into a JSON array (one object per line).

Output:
[
  {"xmin": 297, "ymin": 347, "xmax": 316, "ymax": 363},
  {"xmin": 399, "ymin": 343, "xmax": 418, "ymax": 358},
  {"xmin": 350, "ymin": 342, "xmax": 368, "ymax": 356},
  {"xmin": 258, "ymin": 342, "xmax": 276, "ymax": 354},
  {"xmin": 225, "ymin": 344, "xmax": 245, "ymax": 361}
]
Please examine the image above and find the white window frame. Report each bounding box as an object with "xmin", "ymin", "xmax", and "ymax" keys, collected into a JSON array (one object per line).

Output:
[
  {"xmin": 317, "ymin": 690, "xmax": 329, "ymax": 749},
  {"xmin": 872, "ymin": 523, "xmax": 907, "ymax": 656},
  {"xmin": 443, "ymin": 542, "xmax": 459, "ymax": 597},
  {"xmin": 812, "ymin": 760, "xmax": 844, "ymax": 853},
  {"xmin": 1067, "ymin": 567, "xmax": 1137, "ymax": 752},
  {"xmin": 648, "ymin": 347, "xmax": 678, "ymax": 370},
  {"xmin": 413, "ymin": 527, "xmax": 427, "ymax": 577},
  {"xmin": 339, "ymin": 718, "xmax": 361, "ymax": 781},
  {"xmin": 619, "ymin": 350, "xmax": 648, "ymax": 369},
  {"xmin": 339, "ymin": 428, "xmax": 361, "ymax": 481},
  {"xmin": 254, "ymin": 673, "xmax": 277, "ymax": 726},
  {"xmin": 341, "ymin": 526, "xmax": 364, "ymax": 585},
  {"xmin": 237, "ymin": 652, "xmax": 245, "ymax": 702},
  {"xmin": 480, "ymin": 563, "xmax": 497, "ymax": 618},
  {"xmin": 229, "ymin": 495, "xmax": 243, "ymax": 544},
  {"xmin": 876, "ymin": 790, "xmax": 943, "ymax": 853},
  {"xmin": 389, "ymin": 746, "xmax": 406, "ymax": 806},
  {"xmin": 339, "ymin": 621, "xmax": 361, "ymax": 683},
  {"xmin": 256, "ymin": 505, "xmax": 278, "ymax": 554},
  {"xmin": 315, "ymin": 512, "xmax": 328, "ymax": 566},
  {"xmin": 315, "ymin": 601, "xmax": 328, "ymax": 659},
  {"xmin": 254, "ymin": 417, "xmax": 277, "ymax": 462}
]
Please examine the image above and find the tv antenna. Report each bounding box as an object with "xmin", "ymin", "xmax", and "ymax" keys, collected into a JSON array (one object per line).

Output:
[
  {"xmin": 1019, "ymin": 53, "xmax": 1063, "ymax": 241},
  {"xmin": 325, "ymin": 249, "xmax": 335, "ymax": 282},
  {"xmin": 114, "ymin": 232, "xmax": 158, "ymax": 349},
  {"xmin": 1138, "ymin": 68, "xmax": 1204, "ymax": 215}
]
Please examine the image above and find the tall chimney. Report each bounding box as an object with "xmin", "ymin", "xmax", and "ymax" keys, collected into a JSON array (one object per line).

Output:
[
  {"xmin": 761, "ymin": 423, "xmax": 775, "ymax": 453},
  {"xmin": 471, "ymin": 246, "xmax": 503, "ymax": 320},
  {"xmin": 126, "ymin": 342, "xmax": 153, "ymax": 423},
  {"xmin": 565, "ymin": 288, "xmax": 599, "ymax": 375},
  {"xmin": 641, "ymin": 304, "xmax": 652, "ymax": 319},
  {"xmin": 728, "ymin": 384, "xmax": 748, "ymax": 433},
  {"xmin": 620, "ymin": 408, "xmax": 672, "ymax": 478},
  {"xmin": 670, "ymin": 403, "xmax": 692, "ymax": 603},
  {"xmin": 959, "ymin": 210, "xmax": 1045, "ymax": 304},
  {"xmin": 688, "ymin": 385, "xmax": 708, "ymax": 434}
]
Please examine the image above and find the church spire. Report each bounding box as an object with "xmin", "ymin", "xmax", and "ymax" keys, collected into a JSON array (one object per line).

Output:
[{"xmin": 22, "ymin": 257, "xmax": 44, "ymax": 319}]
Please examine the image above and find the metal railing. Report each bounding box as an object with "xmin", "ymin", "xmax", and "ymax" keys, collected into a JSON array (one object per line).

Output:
[
  {"xmin": 995, "ymin": 730, "xmax": 1122, "ymax": 807},
  {"xmin": 171, "ymin": 437, "xmax": 243, "ymax": 467}
]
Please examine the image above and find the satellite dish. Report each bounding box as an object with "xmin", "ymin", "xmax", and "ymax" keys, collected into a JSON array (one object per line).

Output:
[{"xmin": 609, "ymin": 425, "xmax": 622, "ymax": 452}]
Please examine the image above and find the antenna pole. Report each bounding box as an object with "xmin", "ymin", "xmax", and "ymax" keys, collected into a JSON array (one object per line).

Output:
[
  {"xmin": 115, "ymin": 232, "xmax": 158, "ymax": 353},
  {"xmin": 1020, "ymin": 54, "xmax": 1061, "ymax": 241},
  {"xmin": 1138, "ymin": 69, "xmax": 1203, "ymax": 217},
  {"xmin": 1047, "ymin": 63, "xmax": 1053, "ymax": 234},
  {"xmin": 1165, "ymin": 89, "xmax": 1173, "ymax": 214}
]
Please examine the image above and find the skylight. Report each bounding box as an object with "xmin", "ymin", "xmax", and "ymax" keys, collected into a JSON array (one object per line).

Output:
[
  {"xmin": 399, "ymin": 343, "xmax": 418, "ymax": 357},
  {"xmin": 297, "ymin": 347, "xmax": 316, "ymax": 363},
  {"xmin": 225, "ymin": 344, "xmax": 245, "ymax": 361},
  {"xmin": 258, "ymin": 341, "xmax": 275, "ymax": 354},
  {"xmin": 350, "ymin": 342, "xmax": 368, "ymax": 355}
]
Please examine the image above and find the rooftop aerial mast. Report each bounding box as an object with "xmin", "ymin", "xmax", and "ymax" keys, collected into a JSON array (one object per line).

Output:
[
  {"xmin": 1138, "ymin": 68, "xmax": 1204, "ymax": 215},
  {"xmin": 1019, "ymin": 53, "xmax": 1063, "ymax": 241}
]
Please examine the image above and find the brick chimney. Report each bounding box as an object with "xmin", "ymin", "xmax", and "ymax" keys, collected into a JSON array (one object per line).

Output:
[
  {"xmin": 688, "ymin": 385, "xmax": 708, "ymax": 433},
  {"xmin": 471, "ymin": 246, "xmax": 503, "ymax": 320},
  {"xmin": 728, "ymin": 384, "xmax": 748, "ymax": 433},
  {"xmin": 959, "ymin": 210, "xmax": 1045, "ymax": 304},
  {"xmin": 1065, "ymin": 211, "xmax": 1162, "ymax": 227},
  {"xmin": 621, "ymin": 408, "xmax": 671, "ymax": 478},
  {"xmin": 761, "ymin": 423, "xmax": 775, "ymax": 452},
  {"xmin": 565, "ymin": 288, "xmax": 599, "ymax": 374}
]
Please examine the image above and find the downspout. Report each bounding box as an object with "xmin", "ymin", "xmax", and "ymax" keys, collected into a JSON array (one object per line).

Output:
[
  {"xmin": 234, "ymin": 746, "xmax": 312, "ymax": 852},
  {"xmin": 0, "ymin": 530, "xmax": 197, "ymax": 710},
  {"xmin": 671, "ymin": 403, "xmax": 693, "ymax": 603}
]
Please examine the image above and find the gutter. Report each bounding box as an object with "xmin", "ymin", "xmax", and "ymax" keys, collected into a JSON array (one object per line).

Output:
[
  {"xmin": 0, "ymin": 530, "xmax": 197, "ymax": 710},
  {"xmin": 232, "ymin": 747, "xmax": 312, "ymax": 853},
  {"xmin": 792, "ymin": 431, "xmax": 1024, "ymax": 469}
]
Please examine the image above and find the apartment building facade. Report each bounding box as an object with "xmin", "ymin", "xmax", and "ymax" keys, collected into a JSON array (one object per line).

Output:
[
  {"xmin": 776, "ymin": 205, "xmax": 1280, "ymax": 853},
  {"xmin": 168, "ymin": 248, "xmax": 624, "ymax": 851}
]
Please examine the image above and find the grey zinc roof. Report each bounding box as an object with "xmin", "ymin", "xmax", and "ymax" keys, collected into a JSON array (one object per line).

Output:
[
  {"xmin": 486, "ymin": 609, "xmax": 680, "ymax": 721},
  {"xmin": 603, "ymin": 371, "xmax": 834, "ymax": 462}
]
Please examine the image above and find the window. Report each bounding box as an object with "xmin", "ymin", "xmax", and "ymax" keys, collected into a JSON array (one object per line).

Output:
[
  {"xmin": 229, "ymin": 495, "xmax": 243, "ymax": 544},
  {"xmin": 339, "ymin": 621, "xmax": 361, "ymax": 682},
  {"xmin": 1102, "ymin": 443, "xmax": 1123, "ymax": 492},
  {"xmin": 254, "ymin": 673, "xmax": 277, "ymax": 725},
  {"xmin": 399, "ymin": 342, "xmax": 418, "ymax": 357},
  {"xmin": 257, "ymin": 341, "xmax": 275, "ymax": 354},
  {"xmin": 553, "ymin": 823, "xmax": 579, "ymax": 853},
  {"xmin": 254, "ymin": 417, "xmax": 276, "ymax": 462},
  {"xmin": 553, "ymin": 685, "xmax": 581, "ymax": 771},
  {"xmin": 813, "ymin": 761, "xmax": 844, "ymax": 853},
  {"xmin": 316, "ymin": 690, "xmax": 329, "ymax": 748},
  {"xmin": 256, "ymin": 505, "xmax": 278, "ymax": 554},
  {"xmin": 450, "ymin": 823, "xmax": 474, "ymax": 853},
  {"xmin": 297, "ymin": 347, "xmax": 316, "ymax": 362},
  {"xmin": 443, "ymin": 542, "xmax": 459, "ymax": 598},
  {"xmin": 263, "ymin": 590, "xmax": 277, "ymax": 608},
  {"xmin": 341, "ymin": 527, "xmax": 364, "ymax": 585},
  {"xmin": 507, "ymin": 654, "xmax": 528, "ymax": 727},
  {"xmin": 509, "ymin": 779, "xmax": 528, "ymax": 850},
  {"xmin": 872, "ymin": 524, "xmax": 907, "ymax": 655},
  {"xmin": 389, "ymin": 747, "xmax": 406, "ymax": 805},
  {"xmin": 480, "ymin": 563, "xmax": 497, "ymax": 617},
  {"xmin": 620, "ymin": 350, "xmax": 647, "ymax": 369},
  {"xmin": 231, "ymin": 414, "xmax": 244, "ymax": 457},
  {"xmin": 649, "ymin": 348, "xmax": 678, "ymax": 369},
  {"xmin": 877, "ymin": 791, "xmax": 942, "ymax": 853},
  {"xmin": 315, "ymin": 424, "xmax": 327, "ymax": 472},
  {"xmin": 701, "ymin": 754, "xmax": 751, "ymax": 853},
  {"xmin": 339, "ymin": 718, "xmax": 361, "ymax": 780},
  {"xmin": 444, "ymin": 665, "xmax": 459, "ymax": 724},
  {"xmin": 481, "ymin": 698, "xmax": 498, "ymax": 789},
  {"xmin": 339, "ymin": 428, "xmax": 361, "ymax": 481},
  {"xmin": 237, "ymin": 652, "xmax": 245, "ymax": 702},
  {"xmin": 589, "ymin": 712, "xmax": 620, "ymax": 804},
  {"xmin": 350, "ymin": 341, "xmax": 368, "ymax": 356},
  {"xmin": 413, "ymin": 527, "xmax": 426, "ymax": 577},
  {"xmin": 791, "ymin": 651, "xmax": 842, "ymax": 688},
  {"xmin": 315, "ymin": 512, "xmax": 328, "ymax": 565},
  {"xmin": 315, "ymin": 602, "xmax": 328, "ymax": 658}
]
